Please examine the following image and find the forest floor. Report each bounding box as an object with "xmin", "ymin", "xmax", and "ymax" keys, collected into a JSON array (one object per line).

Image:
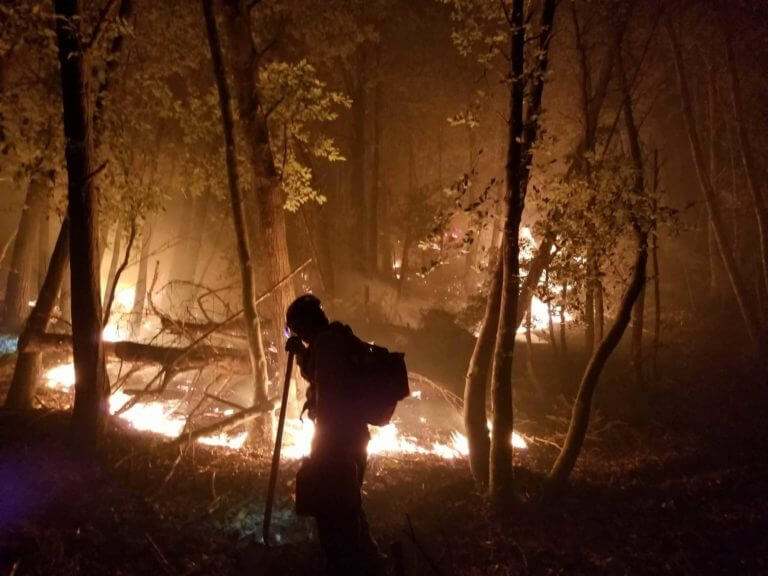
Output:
[{"xmin": 1, "ymin": 321, "xmax": 767, "ymax": 576}]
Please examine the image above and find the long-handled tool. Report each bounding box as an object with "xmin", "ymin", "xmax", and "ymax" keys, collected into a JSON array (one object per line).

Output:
[{"xmin": 262, "ymin": 350, "xmax": 295, "ymax": 546}]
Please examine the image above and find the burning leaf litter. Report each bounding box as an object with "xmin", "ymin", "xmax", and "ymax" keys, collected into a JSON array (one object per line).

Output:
[{"xmin": 43, "ymin": 362, "xmax": 527, "ymax": 457}]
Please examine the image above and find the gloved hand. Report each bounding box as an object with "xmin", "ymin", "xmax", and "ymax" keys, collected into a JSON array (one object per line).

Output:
[{"xmin": 285, "ymin": 335, "xmax": 306, "ymax": 355}]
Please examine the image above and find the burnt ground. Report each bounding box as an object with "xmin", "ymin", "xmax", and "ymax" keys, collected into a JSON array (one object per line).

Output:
[{"xmin": 1, "ymin": 320, "xmax": 767, "ymax": 576}]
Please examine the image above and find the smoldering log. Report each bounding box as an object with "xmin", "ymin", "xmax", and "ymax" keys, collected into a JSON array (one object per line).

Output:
[{"xmin": 25, "ymin": 332, "xmax": 251, "ymax": 374}]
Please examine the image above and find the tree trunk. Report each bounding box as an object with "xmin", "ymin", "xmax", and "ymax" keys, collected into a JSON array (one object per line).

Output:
[
  {"xmin": 130, "ymin": 218, "xmax": 152, "ymax": 332},
  {"xmin": 396, "ymin": 230, "xmax": 411, "ymax": 299},
  {"xmin": 294, "ymin": 147, "xmax": 335, "ymax": 296},
  {"xmin": 463, "ymin": 259, "xmax": 500, "ymax": 486},
  {"xmin": 584, "ymin": 274, "xmax": 594, "ymax": 356},
  {"xmin": 463, "ymin": 124, "xmax": 478, "ymax": 291},
  {"xmin": 723, "ymin": 30, "xmax": 768, "ymax": 306},
  {"xmin": 631, "ymin": 281, "xmax": 645, "ymax": 387},
  {"xmin": 548, "ymin": 237, "xmax": 647, "ymax": 488},
  {"xmin": 525, "ymin": 304, "xmax": 543, "ymax": 396},
  {"xmin": 463, "ymin": 235, "xmax": 554, "ymax": 487},
  {"xmin": 466, "ymin": 0, "xmax": 556, "ymax": 497},
  {"xmin": 548, "ymin": 44, "xmax": 649, "ymax": 490},
  {"xmin": 103, "ymin": 216, "xmax": 124, "ymax": 311},
  {"xmin": 547, "ymin": 300, "xmax": 558, "ymax": 357},
  {"xmin": 667, "ymin": 19, "xmax": 759, "ymax": 347},
  {"xmin": 203, "ymin": 0, "xmax": 272, "ymax": 445},
  {"xmin": 651, "ymin": 151, "xmax": 661, "ymax": 379},
  {"xmin": 559, "ymin": 281, "xmax": 568, "ymax": 390},
  {"xmin": 5, "ymin": 219, "xmax": 70, "ymax": 409},
  {"xmin": 4, "ymin": 176, "xmax": 47, "ymax": 331},
  {"xmin": 594, "ymin": 274, "xmax": 604, "ymax": 346},
  {"xmin": 59, "ymin": 259, "xmax": 72, "ymax": 323},
  {"xmin": 489, "ymin": 0, "xmax": 527, "ymax": 500},
  {"xmin": 706, "ymin": 62, "xmax": 721, "ymax": 298},
  {"xmin": 223, "ymin": 0, "xmax": 294, "ymax": 362},
  {"xmin": 368, "ymin": 46, "xmax": 382, "ymax": 274},
  {"xmin": 169, "ymin": 191, "xmax": 211, "ymax": 303},
  {"xmin": 38, "ymin": 197, "xmax": 50, "ymax": 291},
  {"xmin": 349, "ymin": 48, "xmax": 367, "ymax": 269},
  {"xmin": 53, "ymin": 0, "xmax": 109, "ymax": 440}
]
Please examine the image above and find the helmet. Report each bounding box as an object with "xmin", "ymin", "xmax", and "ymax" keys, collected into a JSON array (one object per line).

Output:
[{"xmin": 286, "ymin": 294, "xmax": 324, "ymax": 333}]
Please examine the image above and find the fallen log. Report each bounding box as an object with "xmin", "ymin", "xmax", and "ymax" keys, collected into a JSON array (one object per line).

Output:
[{"xmin": 26, "ymin": 332, "xmax": 251, "ymax": 374}]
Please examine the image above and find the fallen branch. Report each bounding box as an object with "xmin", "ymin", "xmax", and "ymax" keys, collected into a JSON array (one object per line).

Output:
[
  {"xmin": 165, "ymin": 401, "xmax": 274, "ymax": 449},
  {"xmin": 145, "ymin": 533, "xmax": 178, "ymax": 576},
  {"xmin": 103, "ymin": 218, "xmax": 137, "ymax": 324}
]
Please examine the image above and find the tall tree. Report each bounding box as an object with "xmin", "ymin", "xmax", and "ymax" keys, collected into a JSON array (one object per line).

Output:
[
  {"xmin": 202, "ymin": 0, "xmax": 272, "ymax": 444},
  {"xmin": 489, "ymin": 0, "xmax": 557, "ymax": 499},
  {"xmin": 5, "ymin": 219, "xmax": 70, "ymax": 409},
  {"xmin": 548, "ymin": 47, "xmax": 649, "ymax": 489},
  {"xmin": 722, "ymin": 25, "xmax": 768, "ymax": 309},
  {"xmin": 3, "ymin": 176, "xmax": 48, "ymax": 330},
  {"xmin": 222, "ymin": 0, "xmax": 295, "ymax": 357},
  {"xmin": 666, "ymin": 16, "xmax": 759, "ymax": 348},
  {"xmin": 53, "ymin": 0, "xmax": 109, "ymax": 438}
]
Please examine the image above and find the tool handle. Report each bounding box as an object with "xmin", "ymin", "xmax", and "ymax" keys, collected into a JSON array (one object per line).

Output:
[{"xmin": 262, "ymin": 350, "xmax": 295, "ymax": 546}]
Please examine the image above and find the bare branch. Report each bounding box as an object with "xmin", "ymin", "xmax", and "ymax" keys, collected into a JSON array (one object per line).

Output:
[
  {"xmin": 103, "ymin": 218, "xmax": 137, "ymax": 324},
  {"xmin": 84, "ymin": 0, "xmax": 121, "ymax": 53}
]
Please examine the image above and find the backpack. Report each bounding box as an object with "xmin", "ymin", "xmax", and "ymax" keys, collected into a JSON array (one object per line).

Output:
[{"xmin": 341, "ymin": 325, "xmax": 410, "ymax": 426}]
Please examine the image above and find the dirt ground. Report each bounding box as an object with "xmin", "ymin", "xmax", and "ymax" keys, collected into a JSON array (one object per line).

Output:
[{"xmin": 1, "ymin": 320, "xmax": 767, "ymax": 576}]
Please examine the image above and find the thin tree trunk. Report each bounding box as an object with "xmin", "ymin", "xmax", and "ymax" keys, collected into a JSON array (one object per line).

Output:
[
  {"xmin": 53, "ymin": 0, "xmax": 109, "ymax": 439},
  {"xmin": 651, "ymin": 151, "xmax": 661, "ymax": 379},
  {"xmin": 4, "ymin": 176, "xmax": 47, "ymax": 331},
  {"xmin": 584, "ymin": 270, "xmax": 595, "ymax": 356},
  {"xmin": 559, "ymin": 281, "xmax": 568, "ymax": 389},
  {"xmin": 548, "ymin": 237, "xmax": 647, "ymax": 488},
  {"xmin": 38, "ymin": 197, "xmax": 50, "ymax": 291},
  {"xmin": 594, "ymin": 274, "xmax": 604, "ymax": 346},
  {"xmin": 667, "ymin": 19, "xmax": 759, "ymax": 347},
  {"xmin": 203, "ymin": 0, "xmax": 272, "ymax": 445},
  {"xmin": 723, "ymin": 30, "xmax": 768, "ymax": 305},
  {"xmin": 396, "ymin": 230, "xmax": 411, "ymax": 299},
  {"xmin": 466, "ymin": 0, "xmax": 556, "ymax": 497},
  {"xmin": 350, "ymin": 47, "xmax": 367, "ymax": 269},
  {"xmin": 489, "ymin": 0, "xmax": 556, "ymax": 499},
  {"xmin": 560, "ymin": 281, "xmax": 568, "ymax": 355},
  {"xmin": 59, "ymin": 259, "xmax": 72, "ymax": 323},
  {"xmin": 103, "ymin": 216, "xmax": 124, "ymax": 310},
  {"xmin": 223, "ymin": 0, "xmax": 294, "ymax": 363},
  {"xmin": 706, "ymin": 62, "xmax": 721, "ymax": 297},
  {"xmin": 631, "ymin": 281, "xmax": 645, "ymax": 387},
  {"xmin": 463, "ymin": 259, "xmax": 500, "ymax": 486},
  {"xmin": 525, "ymin": 305, "xmax": 543, "ymax": 396},
  {"xmin": 368, "ymin": 46, "xmax": 381, "ymax": 274},
  {"xmin": 5, "ymin": 219, "xmax": 70, "ymax": 409},
  {"xmin": 464, "ymin": 124, "xmax": 478, "ymax": 291},
  {"xmin": 547, "ymin": 300, "xmax": 558, "ymax": 357},
  {"xmin": 463, "ymin": 235, "xmax": 554, "ymax": 487},
  {"xmin": 170, "ymin": 191, "xmax": 211, "ymax": 303},
  {"xmin": 548, "ymin": 44, "xmax": 649, "ymax": 490},
  {"xmin": 130, "ymin": 218, "xmax": 152, "ymax": 332}
]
